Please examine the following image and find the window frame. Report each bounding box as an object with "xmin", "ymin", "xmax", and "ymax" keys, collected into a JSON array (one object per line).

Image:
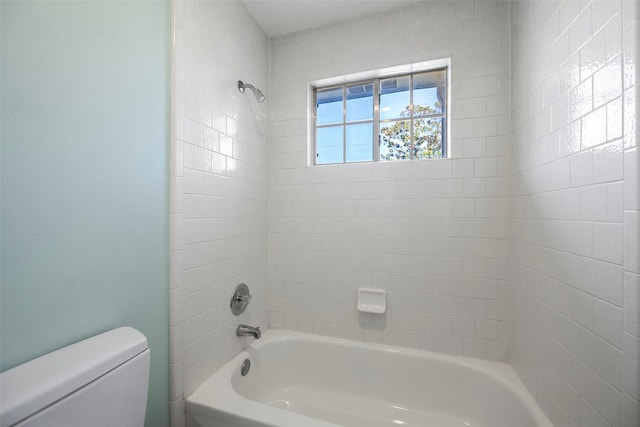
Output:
[{"xmin": 312, "ymin": 62, "xmax": 450, "ymax": 166}]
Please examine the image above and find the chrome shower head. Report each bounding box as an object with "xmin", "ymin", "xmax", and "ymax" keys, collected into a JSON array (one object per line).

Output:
[{"xmin": 237, "ymin": 80, "xmax": 265, "ymax": 103}]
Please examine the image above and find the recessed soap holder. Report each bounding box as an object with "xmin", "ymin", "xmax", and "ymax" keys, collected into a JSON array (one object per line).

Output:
[
  {"xmin": 357, "ymin": 288, "xmax": 386, "ymax": 314},
  {"xmin": 230, "ymin": 283, "xmax": 252, "ymax": 315}
]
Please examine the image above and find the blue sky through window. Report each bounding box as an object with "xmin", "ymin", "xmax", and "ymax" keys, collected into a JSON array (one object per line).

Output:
[
  {"xmin": 316, "ymin": 126, "xmax": 343, "ymax": 164},
  {"xmin": 316, "ymin": 87, "xmax": 342, "ymax": 125},
  {"xmin": 346, "ymin": 123, "xmax": 373, "ymax": 162}
]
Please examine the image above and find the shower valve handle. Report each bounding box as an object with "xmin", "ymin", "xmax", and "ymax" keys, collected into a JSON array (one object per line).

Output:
[
  {"xmin": 230, "ymin": 283, "xmax": 252, "ymax": 315},
  {"xmin": 235, "ymin": 293, "xmax": 252, "ymax": 306}
]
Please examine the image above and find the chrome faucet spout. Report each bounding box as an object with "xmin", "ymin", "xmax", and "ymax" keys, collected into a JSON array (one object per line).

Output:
[{"xmin": 236, "ymin": 324, "xmax": 261, "ymax": 339}]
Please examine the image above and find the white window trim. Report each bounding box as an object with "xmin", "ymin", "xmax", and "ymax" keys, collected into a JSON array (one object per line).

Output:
[{"xmin": 307, "ymin": 58, "xmax": 452, "ymax": 166}]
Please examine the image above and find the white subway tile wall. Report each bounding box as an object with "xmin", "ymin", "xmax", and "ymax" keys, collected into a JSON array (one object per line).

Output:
[
  {"xmin": 170, "ymin": 0, "xmax": 269, "ymax": 425},
  {"xmin": 168, "ymin": 1, "xmax": 639, "ymax": 426},
  {"xmin": 511, "ymin": 1, "xmax": 639, "ymax": 427},
  {"xmin": 268, "ymin": 1, "xmax": 512, "ymax": 360}
]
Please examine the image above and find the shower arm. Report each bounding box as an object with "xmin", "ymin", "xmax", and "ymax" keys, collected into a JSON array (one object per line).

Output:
[
  {"xmin": 237, "ymin": 80, "xmax": 255, "ymax": 93},
  {"xmin": 237, "ymin": 80, "xmax": 265, "ymax": 103}
]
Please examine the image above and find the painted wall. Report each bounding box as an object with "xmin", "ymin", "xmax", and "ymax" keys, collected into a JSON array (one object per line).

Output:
[
  {"xmin": 0, "ymin": 2, "xmax": 170, "ymax": 426},
  {"xmin": 510, "ymin": 0, "xmax": 639, "ymax": 426},
  {"xmin": 268, "ymin": 0, "xmax": 512, "ymax": 361},
  {"xmin": 169, "ymin": 0, "xmax": 269, "ymax": 425}
]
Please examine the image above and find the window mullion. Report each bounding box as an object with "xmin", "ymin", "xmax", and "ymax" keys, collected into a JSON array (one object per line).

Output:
[
  {"xmin": 409, "ymin": 74, "xmax": 414, "ymax": 160},
  {"xmin": 342, "ymin": 86, "xmax": 347, "ymax": 164}
]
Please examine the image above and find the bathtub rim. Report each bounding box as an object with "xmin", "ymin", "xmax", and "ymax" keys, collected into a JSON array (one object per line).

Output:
[{"xmin": 186, "ymin": 328, "xmax": 553, "ymax": 427}]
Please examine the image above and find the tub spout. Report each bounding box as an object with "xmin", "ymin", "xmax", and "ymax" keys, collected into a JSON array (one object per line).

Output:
[{"xmin": 237, "ymin": 324, "xmax": 261, "ymax": 339}]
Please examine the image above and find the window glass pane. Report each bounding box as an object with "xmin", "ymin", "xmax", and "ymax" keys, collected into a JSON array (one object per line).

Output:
[
  {"xmin": 413, "ymin": 117, "xmax": 444, "ymax": 159},
  {"xmin": 379, "ymin": 120, "xmax": 411, "ymax": 161},
  {"xmin": 346, "ymin": 83, "xmax": 374, "ymax": 122},
  {"xmin": 316, "ymin": 125, "xmax": 344, "ymax": 164},
  {"xmin": 413, "ymin": 70, "xmax": 446, "ymax": 116},
  {"xmin": 346, "ymin": 123, "xmax": 373, "ymax": 162},
  {"xmin": 380, "ymin": 76, "xmax": 410, "ymax": 120},
  {"xmin": 316, "ymin": 88, "xmax": 343, "ymax": 125}
]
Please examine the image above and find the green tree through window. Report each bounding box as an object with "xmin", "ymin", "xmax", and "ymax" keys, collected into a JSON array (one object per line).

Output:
[{"xmin": 380, "ymin": 103, "xmax": 444, "ymax": 160}]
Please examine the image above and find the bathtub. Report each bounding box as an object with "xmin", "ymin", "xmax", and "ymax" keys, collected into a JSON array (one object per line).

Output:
[{"xmin": 186, "ymin": 329, "xmax": 552, "ymax": 427}]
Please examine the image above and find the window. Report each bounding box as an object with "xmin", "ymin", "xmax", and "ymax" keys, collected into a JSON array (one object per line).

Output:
[{"xmin": 314, "ymin": 67, "xmax": 448, "ymax": 165}]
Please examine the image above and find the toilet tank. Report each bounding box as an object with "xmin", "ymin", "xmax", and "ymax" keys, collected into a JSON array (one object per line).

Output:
[{"xmin": 0, "ymin": 327, "xmax": 150, "ymax": 427}]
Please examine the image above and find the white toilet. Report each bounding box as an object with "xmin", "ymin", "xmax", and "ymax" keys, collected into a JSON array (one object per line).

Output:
[{"xmin": 0, "ymin": 327, "xmax": 150, "ymax": 427}]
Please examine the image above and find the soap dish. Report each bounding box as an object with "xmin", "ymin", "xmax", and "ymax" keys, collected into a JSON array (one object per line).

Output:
[{"xmin": 357, "ymin": 288, "xmax": 386, "ymax": 314}]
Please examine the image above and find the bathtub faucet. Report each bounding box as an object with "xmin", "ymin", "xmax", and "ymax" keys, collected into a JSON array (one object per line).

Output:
[{"xmin": 236, "ymin": 324, "xmax": 262, "ymax": 339}]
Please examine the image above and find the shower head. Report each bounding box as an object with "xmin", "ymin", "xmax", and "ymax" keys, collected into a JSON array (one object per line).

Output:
[{"xmin": 237, "ymin": 80, "xmax": 265, "ymax": 103}]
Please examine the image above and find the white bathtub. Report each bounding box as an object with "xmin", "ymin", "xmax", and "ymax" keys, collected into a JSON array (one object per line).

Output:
[{"xmin": 186, "ymin": 329, "xmax": 552, "ymax": 427}]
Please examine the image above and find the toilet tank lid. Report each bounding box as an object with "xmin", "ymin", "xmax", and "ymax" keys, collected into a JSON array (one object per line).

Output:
[{"xmin": 0, "ymin": 327, "xmax": 148, "ymax": 427}]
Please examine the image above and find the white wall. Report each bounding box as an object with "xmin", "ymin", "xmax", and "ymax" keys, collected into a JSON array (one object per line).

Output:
[
  {"xmin": 510, "ymin": 1, "xmax": 639, "ymax": 426},
  {"xmin": 169, "ymin": 1, "xmax": 269, "ymax": 425},
  {"xmin": 268, "ymin": 0, "xmax": 512, "ymax": 361}
]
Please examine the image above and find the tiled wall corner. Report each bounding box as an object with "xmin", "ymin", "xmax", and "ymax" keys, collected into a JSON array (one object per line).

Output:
[
  {"xmin": 510, "ymin": 0, "xmax": 639, "ymax": 426},
  {"xmin": 169, "ymin": 0, "xmax": 185, "ymax": 425},
  {"xmin": 622, "ymin": 2, "xmax": 640, "ymax": 425},
  {"xmin": 268, "ymin": 0, "xmax": 512, "ymax": 362},
  {"xmin": 169, "ymin": 0, "xmax": 269, "ymax": 426}
]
